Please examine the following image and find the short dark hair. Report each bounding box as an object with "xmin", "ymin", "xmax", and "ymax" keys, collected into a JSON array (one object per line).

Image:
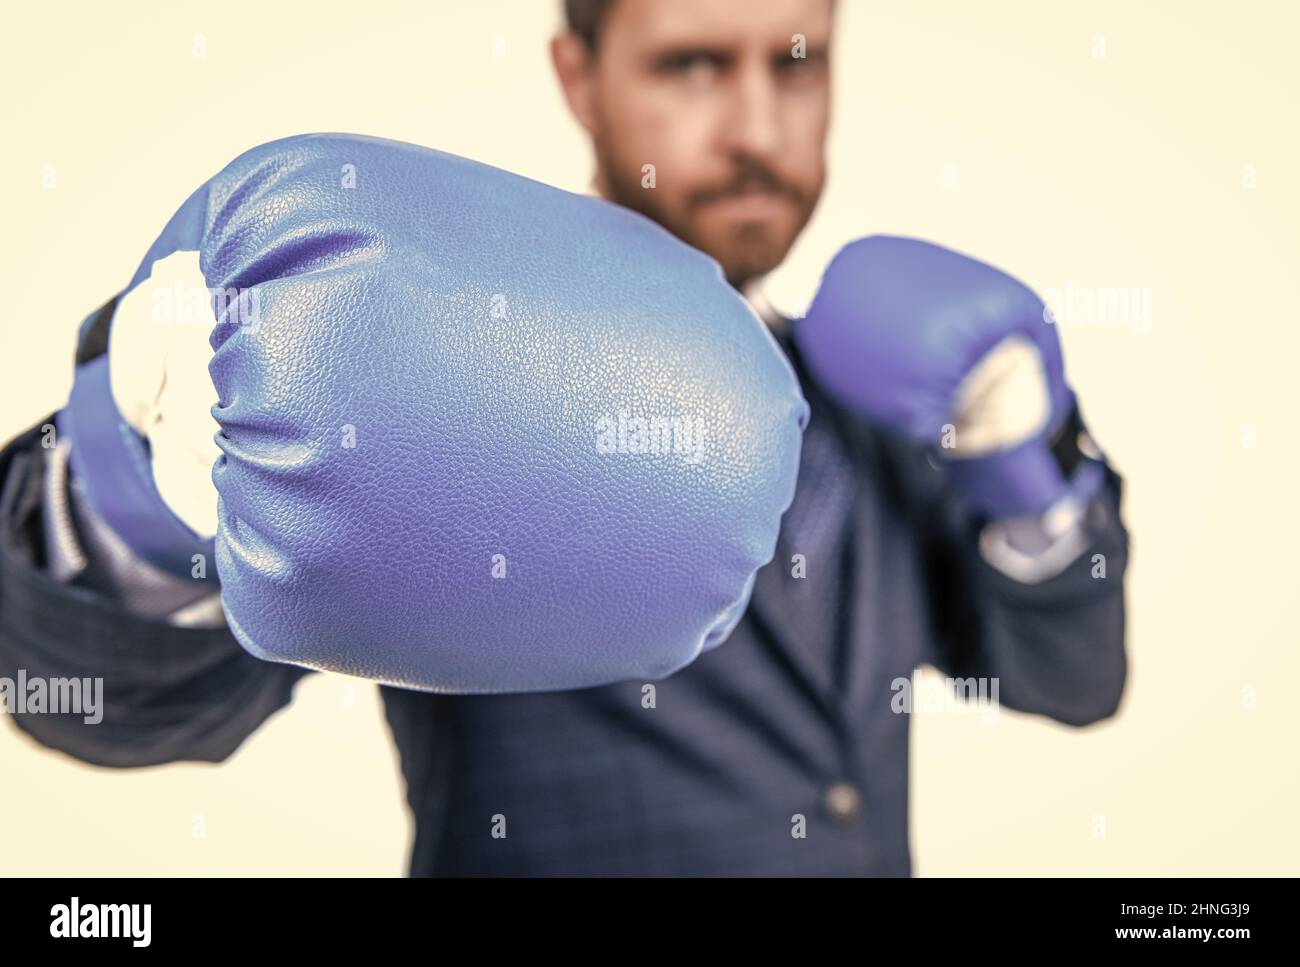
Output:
[{"xmin": 564, "ymin": 0, "xmax": 616, "ymax": 50}]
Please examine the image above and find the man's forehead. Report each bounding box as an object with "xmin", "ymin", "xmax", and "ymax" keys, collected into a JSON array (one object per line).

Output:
[{"xmin": 606, "ymin": 0, "xmax": 834, "ymax": 50}]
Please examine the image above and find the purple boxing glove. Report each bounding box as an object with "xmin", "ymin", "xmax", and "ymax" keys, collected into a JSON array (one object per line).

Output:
[
  {"xmin": 60, "ymin": 133, "xmax": 809, "ymax": 693},
  {"xmin": 796, "ymin": 235, "xmax": 1101, "ymax": 520}
]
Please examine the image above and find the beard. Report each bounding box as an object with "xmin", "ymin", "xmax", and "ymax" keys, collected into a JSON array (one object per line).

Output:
[{"xmin": 592, "ymin": 129, "xmax": 822, "ymax": 289}]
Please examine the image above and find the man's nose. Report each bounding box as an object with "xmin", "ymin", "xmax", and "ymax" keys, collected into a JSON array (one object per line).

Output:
[{"xmin": 721, "ymin": 62, "xmax": 782, "ymax": 160}]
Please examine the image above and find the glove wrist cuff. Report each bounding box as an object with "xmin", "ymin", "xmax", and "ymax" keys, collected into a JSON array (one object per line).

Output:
[
  {"xmin": 60, "ymin": 347, "xmax": 215, "ymax": 583},
  {"xmin": 946, "ymin": 436, "xmax": 1068, "ymax": 521}
]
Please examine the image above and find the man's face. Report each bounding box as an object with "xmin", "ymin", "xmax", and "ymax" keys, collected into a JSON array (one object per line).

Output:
[{"xmin": 555, "ymin": 0, "xmax": 833, "ymax": 288}]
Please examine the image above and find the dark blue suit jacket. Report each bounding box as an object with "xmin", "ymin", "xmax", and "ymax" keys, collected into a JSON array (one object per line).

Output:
[{"xmin": 0, "ymin": 331, "xmax": 1128, "ymax": 875}]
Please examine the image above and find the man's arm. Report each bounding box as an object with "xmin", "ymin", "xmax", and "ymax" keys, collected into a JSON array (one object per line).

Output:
[
  {"xmin": 915, "ymin": 427, "xmax": 1129, "ymax": 727},
  {"xmin": 0, "ymin": 417, "xmax": 309, "ymax": 768},
  {"xmin": 793, "ymin": 235, "xmax": 1131, "ymax": 724}
]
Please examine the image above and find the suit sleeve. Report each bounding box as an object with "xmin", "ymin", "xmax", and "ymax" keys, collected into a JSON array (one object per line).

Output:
[
  {"xmin": 917, "ymin": 444, "xmax": 1130, "ymax": 728},
  {"xmin": 0, "ymin": 417, "xmax": 310, "ymax": 768}
]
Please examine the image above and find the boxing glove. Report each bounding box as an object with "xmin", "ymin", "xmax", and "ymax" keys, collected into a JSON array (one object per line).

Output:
[
  {"xmin": 795, "ymin": 235, "xmax": 1102, "ymax": 520},
  {"xmin": 60, "ymin": 133, "xmax": 807, "ymax": 692}
]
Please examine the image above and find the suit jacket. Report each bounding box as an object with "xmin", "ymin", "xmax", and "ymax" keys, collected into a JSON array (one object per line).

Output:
[{"xmin": 0, "ymin": 333, "xmax": 1129, "ymax": 876}]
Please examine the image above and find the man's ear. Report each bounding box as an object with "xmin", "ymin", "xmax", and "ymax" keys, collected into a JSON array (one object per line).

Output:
[{"xmin": 551, "ymin": 32, "xmax": 598, "ymax": 135}]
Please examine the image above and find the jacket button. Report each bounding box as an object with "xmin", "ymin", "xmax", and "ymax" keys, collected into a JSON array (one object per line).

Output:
[{"xmin": 823, "ymin": 782, "xmax": 863, "ymax": 824}]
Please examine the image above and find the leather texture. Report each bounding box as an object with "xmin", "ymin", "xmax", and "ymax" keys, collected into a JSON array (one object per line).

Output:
[
  {"xmin": 124, "ymin": 132, "xmax": 808, "ymax": 692},
  {"xmin": 796, "ymin": 234, "xmax": 1085, "ymax": 520}
]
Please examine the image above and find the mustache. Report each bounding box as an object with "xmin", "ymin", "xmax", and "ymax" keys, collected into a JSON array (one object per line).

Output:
[{"xmin": 687, "ymin": 164, "xmax": 805, "ymax": 209}]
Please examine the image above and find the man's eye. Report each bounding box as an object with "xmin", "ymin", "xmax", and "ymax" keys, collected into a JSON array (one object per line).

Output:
[
  {"xmin": 775, "ymin": 52, "xmax": 828, "ymax": 81},
  {"xmin": 658, "ymin": 53, "xmax": 726, "ymax": 79}
]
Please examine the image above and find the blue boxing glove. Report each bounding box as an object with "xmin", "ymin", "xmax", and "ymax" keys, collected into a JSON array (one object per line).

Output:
[
  {"xmin": 60, "ymin": 133, "xmax": 807, "ymax": 692},
  {"xmin": 795, "ymin": 235, "xmax": 1102, "ymax": 521}
]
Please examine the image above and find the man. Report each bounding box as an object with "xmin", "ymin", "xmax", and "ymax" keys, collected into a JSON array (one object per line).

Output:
[
  {"xmin": 0, "ymin": 0, "xmax": 1126, "ymax": 875},
  {"xmin": 553, "ymin": 0, "xmax": 831, "ymax": 292}
]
